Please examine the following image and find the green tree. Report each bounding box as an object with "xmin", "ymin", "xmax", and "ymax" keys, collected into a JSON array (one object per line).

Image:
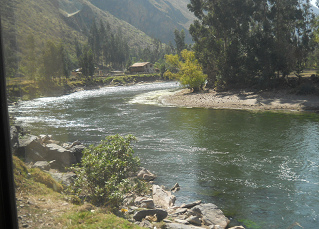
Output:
[
  {"xmin": 22, "ymin": 34, "xmax": 38, "ymax": 81},
  {"xmin": 174, "ymin": 29, "xmax": 186, "ymax": 55},
  {"xmin": 188, "ymin": 0, "xmax": 314, "ymax": 89},
  {"xmin": 165, "ymin": 49, "xmax": 207, "ymax": 92},
  {"xmin": 80, "ymin": 45, "xmax": 95, "ymax": 77},
  {"xmin": 70, "ymin": 135, "xmax": 141, "ymax": 207}
]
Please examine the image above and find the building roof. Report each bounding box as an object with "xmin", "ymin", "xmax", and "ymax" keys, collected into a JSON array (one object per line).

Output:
[{"xmin": 130, "ymin": 62, "xmax": 151, "ymax": 67}]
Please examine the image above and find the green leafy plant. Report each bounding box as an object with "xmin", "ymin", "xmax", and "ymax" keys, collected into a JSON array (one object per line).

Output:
[
  {"xmin": 69, "ymin": 135, "xmax": 141, "ymax": 209},
  {"xmin": 165, "ymin": 49, "xmax": 207, "ymax": 92}
]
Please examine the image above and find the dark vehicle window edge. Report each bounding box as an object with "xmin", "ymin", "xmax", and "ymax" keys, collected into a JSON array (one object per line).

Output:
[{"xmin": 0, "ymin": 15, "xmax": 19, "ymax": 229}]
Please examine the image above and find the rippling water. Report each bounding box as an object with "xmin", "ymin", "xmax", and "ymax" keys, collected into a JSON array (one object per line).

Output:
[{"xmin": 9, "ymin": 82, "xmax": 319, "ymax": 228}]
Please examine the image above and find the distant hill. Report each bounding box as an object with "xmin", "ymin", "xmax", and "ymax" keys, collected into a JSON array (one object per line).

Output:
[
  {"xmin": 88, "ymin": 0, "xmax": 195, "ymax": 43},
  {"xmin": 0, "ymin": 0, "xmax": 155, "ymax": 60}
]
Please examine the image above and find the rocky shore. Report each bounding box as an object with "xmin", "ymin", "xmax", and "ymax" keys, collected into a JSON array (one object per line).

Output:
[
  {"xmin": 160, "ymin": 88, "xmax": 319, "ymax": 112},
  {"xmin": 11, "ymin": 129, "xmax": 244, "ymax": 229}
]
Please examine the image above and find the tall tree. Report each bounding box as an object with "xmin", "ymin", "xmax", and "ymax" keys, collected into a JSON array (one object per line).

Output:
[
  {"xmin": 174, "ymin": 29, "xmax": 186, "ymax": 55},
  {"xmin": 188, "ymin": 0, "xmax": 314, "ymax": 89}
]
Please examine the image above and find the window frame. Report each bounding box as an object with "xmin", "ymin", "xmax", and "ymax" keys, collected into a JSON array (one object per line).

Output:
[{"xmin": 0, "ymin": 15, "xmax": 19, "ymax": 229}]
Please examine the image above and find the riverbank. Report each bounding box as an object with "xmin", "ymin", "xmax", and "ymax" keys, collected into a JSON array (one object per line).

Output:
[{"xmin": 161, "ymin": 88, "xmax": 319, "ymax": 112}]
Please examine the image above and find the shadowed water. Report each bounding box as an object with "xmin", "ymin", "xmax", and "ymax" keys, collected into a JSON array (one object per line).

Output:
[{"xmin": 10, "ymin": 82, "xmax": 319, "ymax": 228}]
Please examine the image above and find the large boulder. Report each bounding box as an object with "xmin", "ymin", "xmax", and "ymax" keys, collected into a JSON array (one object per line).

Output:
[
  {"xmin": 45, "ymin": 144, "xmax": 76, "ymax": 171},
  {"xmin": 18, "ymin": 135, "xmax": 77, "ymax": 171},
  {"xmin": 191, "ymin": 203, "xmax": 230, "ymax": 229},
  {"xmin": 19, "ymin": 135, "xmax": 48, "ymax": 162},
  {"xmin": 152, "ymin": 184, "xmax": 176, "ymax": 209}
]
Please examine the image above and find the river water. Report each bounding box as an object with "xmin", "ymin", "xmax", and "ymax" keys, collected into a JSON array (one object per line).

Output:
[{"xmin": 10, "ymin": 82, "xmax": 319, "ymax": 228}]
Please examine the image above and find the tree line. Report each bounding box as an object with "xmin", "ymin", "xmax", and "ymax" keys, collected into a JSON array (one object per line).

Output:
[
  {"xmin": 186, "ymin": 0, "xmax": 317, "ymax": 90},
  {"xmin": 11, "ymin": 19, "xmax": 187, "ymax": 83}
]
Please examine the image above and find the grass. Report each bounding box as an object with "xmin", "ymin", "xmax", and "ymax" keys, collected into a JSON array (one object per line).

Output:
[{"xmin": 12, "ymin": 156, "xmax": 147, "ymax": 228}]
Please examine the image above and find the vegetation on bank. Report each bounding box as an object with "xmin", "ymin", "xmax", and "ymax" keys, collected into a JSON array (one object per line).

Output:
[
  {"xmin": 69, "ymin": 135, "xmax": 148, "ymax": 210},
  {"xmin": 13, "ymin": 134, "xmax": 150, "ymax": 228}
]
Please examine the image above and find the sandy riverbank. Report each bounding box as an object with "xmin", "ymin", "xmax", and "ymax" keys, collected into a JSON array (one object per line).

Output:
[{"xmin": 160, "ymin": 89, "xmax": 319, "ymax": 112}]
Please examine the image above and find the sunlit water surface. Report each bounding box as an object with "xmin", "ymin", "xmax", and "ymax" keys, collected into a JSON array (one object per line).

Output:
[{"xmin": 9, "ymin": 82, "xmax": 319, "ymax": 228}]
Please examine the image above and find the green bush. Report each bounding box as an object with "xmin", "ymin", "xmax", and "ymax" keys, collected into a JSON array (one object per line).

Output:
[{"xmin": 70, "ymin": 135, "xmax": 141, "ymax": 208}]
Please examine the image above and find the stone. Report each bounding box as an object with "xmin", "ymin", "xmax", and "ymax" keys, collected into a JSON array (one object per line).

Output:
[
  {"xmin": 45, "ymin": 144, "xmax": 76, "ymax": 171},
  {"xmin": 175, "ymin": 208, "xmax": 188, "ymax": 215},
  {"xmin": 152, "ymin": 184, "xmax": 176, "ymax": 209},
  {"xmin": 69, "ymin": 144, "xmax": 85, "ymax": 164},
  {"xmin": 10, "ymin": 126, "xmax": 19, "ymax": 155},
  {"xmin": 228, "ymin": 227, "xmax": 245, "ymax": 229},
  {"xmin": 49, "ymin": 171, "xmax": 76, "ymax": 186},
  {"xmin": 191, "ymin": 203, "xmax": 229, "ymax": 229},
  {"xmin": 133, "ymin": 209, "xmax": 168, "ymax": 222},
  {"xmin": 134, "ymin": 196, "xmax": 155, "ymax": 209},
  {"xmin": 180, "ymin": 200, "xmax": 202, "ymax": 209},
  {"xmin": 186, "ymin": 216, "xmax": 202, "ymax": 226},
  {"xmin": 165, "ymin": 223, "xmax": 203, "ymax": 229},
  {"xmin": 139, "ymin": 220, "xmax": 153, "ymax": 228},
  {"xmin": 171, "ymin": 183, "xmax": 180, "ymax": 192},
  {"xmin": 137, "ymin": 167, "xmax": 157, "ymax": 181},
  {"xmin": 175, "ymin": 219, "xmax": 189, "ymax": 224},
  {"xmin": 19, "ymin": 135, "xmax": 47, "ymax": 162},
  {"xmin": 32, "ymin": 161, "xmax": 50, "ymax": 171}
]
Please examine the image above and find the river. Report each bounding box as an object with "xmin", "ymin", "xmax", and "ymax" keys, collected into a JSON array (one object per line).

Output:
[{"xmin": 9, "ymin": 82, "xmax": 319, "ymax": 228}]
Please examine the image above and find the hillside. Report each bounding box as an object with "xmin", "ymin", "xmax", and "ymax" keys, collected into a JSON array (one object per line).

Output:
[
  {"xmin": 88, "ymin": 0, "xmax": 195, "ymax": 43},
  {"xmin": 0, "ymin": 0, "xmax": 154, "ymax": 60}
]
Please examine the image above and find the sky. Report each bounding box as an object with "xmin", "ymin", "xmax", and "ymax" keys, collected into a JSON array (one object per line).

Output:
[{"xmin": 312, "ymin": 0, "xmax": 317, "ymax": 7}]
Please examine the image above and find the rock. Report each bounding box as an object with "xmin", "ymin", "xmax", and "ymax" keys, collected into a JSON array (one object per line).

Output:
[
  {"xmin": 174, "ymin": 208, "xmax": 188, "ymax": 215},
  {"xmin": 137, "ymin": 167, "xmax": 157, "ymax": 181},
  {"xmin": 175, "ymin": 219, "xmax": 189, "ymax": 224},
  {"xmin": 18, "ymin": 135, "xmax": 77, "ymax": 171},
  {"xmin": 49, "ymin": 172, "xmax": 76, "ymax": 186},
  {"xmin": 138, "ymin": 220, "xmax": 153, "ymax": 228},
  {"xmin": 20, "ymin": 135, "xmax": 49, "ymax": 162},
  {"xmin": 186, "ymin": 216, "xmax": 202, "ymax": 226},
  {"xmin": 166, "ymin": 223, "xmax": 203, "ymax": 229},
  {"xmin": 152, "ymin": 184, "xmax": 176, "ymax": 209},
  {"xmin": 10, "ymin": 126, "xmax": 19, "ymax": 155},
  {"xmin": 228, "ymin": 227, "xmax": 245, "ymax": 229},
  {"xmin": 69, "ymin": 144, "xmax": 85, "ymax": 164},
  {"xmin": 171, "ymin": 183, "xmax": 180, "ymax": 192},
  {"xmin": 32, "ymin": 161, "xmax": 50, "ymax": 171},
  {"xmin": 133, "ymin": 209, "xmax": 168, "ymax": 222},
  {"xmin": 45, "ymin": 144, "xmax": 76, "ymax": 171},
  {"xmin": 191, "ymin": 203, "xmax": 229, "ymax": 229},
  {"xmin": 180, "ymin": 200, "xmax": 202, "ymax": 209},
  {"xmin": 134, "ymin": 196, "xmax": 155, "ymax": 209},
  {"xmin": 145, "ymin": 214, "xmax": 157, "ymax": 222}
]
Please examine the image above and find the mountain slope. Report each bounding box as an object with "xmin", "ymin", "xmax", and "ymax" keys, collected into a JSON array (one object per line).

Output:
[
  {"xmin": 0, "ymin": 0, "xmax": 154, "ymax": 59},
  {"xmin": 88, "ymin": 0, "xmax": 195, "ymax": 43}
]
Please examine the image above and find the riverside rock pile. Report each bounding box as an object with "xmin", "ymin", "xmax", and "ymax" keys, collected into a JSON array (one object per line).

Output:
[
  {"xmin": 10, "ymin": 127, "xmax": 244, "ymax": 228},
  {"xmin": 122, "ymin": 182, "xmax": 244, "ymax": 229}
]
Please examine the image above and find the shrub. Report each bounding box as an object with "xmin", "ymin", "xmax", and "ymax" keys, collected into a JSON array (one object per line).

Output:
[{"xmin": 70, "ymin": 135, "xmax": 141, "ymax": 209}]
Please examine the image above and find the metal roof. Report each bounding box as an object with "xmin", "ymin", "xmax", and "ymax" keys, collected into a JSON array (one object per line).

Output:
[{"xmin": 130, "ymin": 62, "xmax": 151, "ymax": 67}]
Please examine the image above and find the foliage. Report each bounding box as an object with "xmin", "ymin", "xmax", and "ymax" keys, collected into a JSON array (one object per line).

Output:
[
  {"xmin": 165, "ymin": 49, "xmax": 207, "ymax": 92},
  {"xmin": 70, "ymin": 135, "xmax": 141, "ymax": 208},
  {"xmin": 188, "ymin": 0, "xmax": 314, "ymax": 89}
]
